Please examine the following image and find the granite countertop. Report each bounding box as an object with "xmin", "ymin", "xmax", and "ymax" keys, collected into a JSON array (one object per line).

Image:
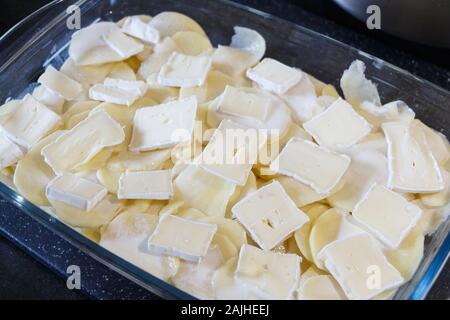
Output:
[{"xmin": 0, "ymin": 0, "xmax": 448, "ymax": 300}]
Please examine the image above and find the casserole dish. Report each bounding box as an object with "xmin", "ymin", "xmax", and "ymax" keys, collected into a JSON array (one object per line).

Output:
[{"xmin": 0, "ymin": 0, "xmax": 448, "ymax": 300}]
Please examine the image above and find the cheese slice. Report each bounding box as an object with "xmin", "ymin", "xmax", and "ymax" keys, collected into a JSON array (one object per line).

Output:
[
  {"xmin": 89, "ymin": 84, "xmax": 139, "ymax": 106},
  {"xmin": 1, "ymin": 95, "xmax": 61, "ymax": 149},
  {"xmin": 158, "ymin": 52, "xmax": 212, "ymax": 87},
  {"xmin": 270, "ymin": 138, "xmax": 351, "ymax": 194},
  {"xmin": 318, "ymin": 233, "xmax": 404, "ymax": 300},
  {"xmin": 247, "ymin": 58, "xmax": 302, "ymax": 95},
  {"xmin": 298, "ymin": 275, "xmax": 347, "ymax": 300},
  {"xmin": 117, "ymin": 170, "xmax": 173, "ymax": 200},
  {"xmin": 0, "ymin": 130, "xmax": 24, "ymax": 169},
  {"xmin": 38, "ymin": 65, "xmax": 83, "ymax": 100},
  {"xmin": 46, "ymin": 173, "xmax": 107, "ymax": 211},
  {"xmin": 103, "ymin": 78, "xmax": 147, "ymax": 96},
  {"xmin": 352, "ymin": 184, "xmax": 422, "ymax": 249},
  {"xmin": 121, "ymin": 16, "xmax": 160, "ymax": 44},
  {"xmin": 198, "ymin": 120, "xmax": 266, "ymax": 186},
  {"xmin": 233, "ymin": 181, "xmax": 309, "ymax": 250},
  {"xmin": 235, "ymin": 244, "xmax": 301, "ymax": 300},
  {"xmin": 103, "ymin": 28, "xmax": 145, "ymax": 58},
  {"xmin": 303, "ymin": 98, "xmax": 372, "ymax": 151},
  {"xmin": 383, "ymin": 121, "xmax": 444, "ymax": 193},
  {"xmin": 32, "ymin": 86, "xmax": 65, "ymax": 114},
  {"xmin": 211, "ymin": 45, "xmax": 256, "ymax": 77},
  {"xmin": 60, "ymin": 58, "xmax": 112, "ymax": 88},
  {"xmin": 281, "ymin": 74, "xmax": 318, "ymax": 124},
  {"xmin": 41, "ymin": 110, "xmax": 124, "ymax": 174},
  {"xmin": 216, "ymin": 86, "xmax": 271, "ymax": 122},
  {"xmin": 129, "ymin": 97, "xmax": 197, "ymax": 152},
  {"xmin": 147, "ymin": 215, "xmax": 217, "ymax": 263}
]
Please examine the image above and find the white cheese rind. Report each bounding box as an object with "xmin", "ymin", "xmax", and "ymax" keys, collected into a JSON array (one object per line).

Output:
[
  {"xmin": 158, "ymin": 52, "xmax": 212, "ymax": 87},
  {"xmin": 270, "ymin": 138, "xmax": 351, "ymax": 194},
  {"xmin": 216, "ymin": 86, "xmax": 271, "ymax": 122},
  {"xmin": 235, "ymin": 244, "xmax": 301, "ymax": 300},
  {"xmin": 129, "ymin": 97, "xmax": 197, "ymax": 152},
  {"xmin": 38, "ymin": 65, "xmax": 83, "ymax": 100},
  {"xmin": 41, "ymin": 110, "xmax": 125, "ymax": 174},
  {"xmin": 1, "ymin": 95, "xmax": 61, "ymax": 150},
  {"xmin": 233, "ymin": 181, "xmax": 309, "ymax": 250},
  {"xmin": 121, "ymin": 16, "xmax": 160, "ymax": 44},
  {"xmin": 103, "ymin": 28, "xmax": 145, "ymax": 58},
  {"xmin": 319, "ymin": 233, "xmax": 404, "ymax": 300},
  {"xmin": 303, "ymin": 98, "xmax": 372, "ymax": 151},
  {"xmin": 246, "ymin": 58, "xmax": 302, "ymax": 95},
  {"xmin": 117, "ymin": 170, "xmax": 173, "ymax": 200},
  {"xmin": 383, "ymin": 121, "xmax": 444, "ymax": 193},
  {"xmin": 0, "ymin": 130, "xmax": 24, "ymax": 169},
  {"xmin": 352, "ymin": 184, "xmax": 422, "ymax": 249},
  {"xmin": 147, "ymin": 215, "xmax": 218, "ymax": 263},
  {"xmin": 46, "ymin": 173, "xmax": 107, "ymax": 211}
]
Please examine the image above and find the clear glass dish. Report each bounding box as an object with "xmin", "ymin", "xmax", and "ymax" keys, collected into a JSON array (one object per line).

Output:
[{"xmin": 0, "ymin": 0, "xmax": 448, "ymax": 300}]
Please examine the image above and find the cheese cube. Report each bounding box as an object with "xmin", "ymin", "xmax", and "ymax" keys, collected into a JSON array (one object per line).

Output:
[
  {"xmin": 235, "ymin": 244, "xmax": 301, "ymax": 299},
  {"xmin": 199, "ymin": 120, "xmax": 266, "ymax": 186},
  {"xmin": 303, "ymin": 98, "xmax": 372, "ymax": 151},
  {"xmin": 117, "ymin": 170, "xmax": 173, "ymax": 200},
  {"xmin": 216, "ymin": 86, "xmax": 271, "ymax": 122},
  {"xmin": 103, "ymin": 28, "xmax": 144, "ymax": 58},
  {"xmin": 38, "ymin": 65, "xmax": 83, "ymax": 100},
  {"xmin": 129, "ymin": 97, "xmax": 197, "ymax": 152},
  {"xmin": 246, "ymin": 58, "xmax": 303, "ymax": 94},
  {"xmin": 0, "ymin": 130, "xmax": 24, "ymax": 169},
  {"xmin": 383, "ymin": 121, "xmax": 444, "ymax": 193},
  {"xmin": 1, "ymin": 95, "xmax": 61, "ymax": 149},
  {"xmin": 121, "ymin": 16, "xmax": 160, "ymax": 44},
  {"xmin": 232, "ymin": 181, "xmax": 309, "ymax": 250},
  {"xmin": 158, "ymin": 52, "xmax": 212, "ymax": 87},
  {"xmin": 41, "ymin": 110, "xmax": 124, "ymax": 174},
  {"xmin": 147, "ymin": 215, "xmax": 217, "ymax": 262},
  {"xmin": 270, "ymin": 138, "xmax": 350, "ymax": 194},
  {"xmin": 353, "ymin": 184, "xmax": 422, "ymax": 249},
  {"xmin": 46, "ymin": 173, "xmax": 107, "ymax": 211},
  {"xmin": 318, "ymin": 233, "xmax": 404, "ymax": 300}
]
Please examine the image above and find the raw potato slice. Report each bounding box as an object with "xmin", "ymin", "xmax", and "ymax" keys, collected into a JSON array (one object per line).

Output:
[
  {"xmin": 212, "ymin": 233, "xmax": 239, "ymax": 260},
  {"xmin": 172, "ymin": 31, "xmax": 213, "ymax": 56},
  {"xmin": 420, "ymin": 167, "xmax": 449, "ymax": 207},
  {"xmin": 415, "ymin": 200, "xmax": 449, "ymax": 236},
  {"xmin": 97, "ymin": 167, "xmax": 122, "ymax": 193},
  {"xmin": 198, "ymin": 216, "xmax": 248, "ymax": 249},
  {"xmin": 159, "ymin": 200, "xmax": 184, "ymax": 218},
  {"xmin": 148, "ymin": 12, "xmax": 206, "ymax": 38},
  {"xmin": 298, "ymin": 275, "xmax": 347, "ymax": 300},
  {"xmin": 300, "ymin": 264, "xmax": 327, "ymax": 281},
  {"xmin": 309, "ymin": 208, "xmax": 364, "ymax": 269},
  {"xmin": 173, "ymin": 165, "xmax": 236, "ymax": 218},
  {"xmin": 321, "ymin": 84, "xmax": 340, "ymax": 98},
  {"xmin": 49, "ymin": 194, "xmax": 123, "ymax": 228},
  {"xmin": 60, "ymin": 58, "xmax": 113, "ymax": 88},
  {"xmin": 415, "ymin": 120, "xmax": 450, "ymax": 165},
  {"xmin": 80, "ymin": 228, "xmax": 101, "ymax": 243},
  {"xmin": 100, "ymin": 211, "xmax": 180, "ymax": 280},
  {"xmin": 63, "ymin": 101, "xmax": 100, "ymax": 125},
  {"xmin": 172, "ymin": 245, "xmax": 224, "ymax": 299},
  {"xmin": 211, "ymin": 45, "xmax": 257, "ymax": 77},
  {"xmin": 294, "ymin": 204, "xmax": 330, "ymax": 262},
  {"xmin": 179, "ymin": 70, "xmax": 233, "ymax": 104},
  {"xmin": 230, "ymin": 26, "xmax": 266, "ymax": 65},
  {"xmin": 108, "ymin": 62, "xmax": 137, "ymax": 81},
  {"xmin": 385, "ymin": 228, "xmax": 424, "ymax": 281},
  {"xmin": 177, "ymin": 207, "xmax": 207, "ymax": 220},
  {"xmin": 226, "ymin": 171, "xmax": 257, "ymax": 218},
  {"xmin": 278, "ymin": 176, "xmax": 334, "ymax": 208},
  {"xmin": 13, "ymin": 131, "xmax": 65, "ymax": 206}
]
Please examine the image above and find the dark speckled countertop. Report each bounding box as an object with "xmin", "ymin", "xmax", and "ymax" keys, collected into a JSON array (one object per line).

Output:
[{"xmin": 0, "ymin": 0, "xmax": 448, "ymax": 300}]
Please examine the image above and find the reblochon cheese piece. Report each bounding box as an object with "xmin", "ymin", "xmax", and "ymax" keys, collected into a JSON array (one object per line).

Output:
[
  {"xmin": 38, "ymin": 65, "xmax": 83, "ymax": 100},
  {"xmin": 235, "ymin": 244, "xmax": 301, "ymax": 299},
  {"xmin": 352, "ymin": 184, "xmax": 422, "ymax": 249},
  {"xmin": 270, "ymin": 138, "xmax": 351, "ymax": 194},
  {"xmin": 1, "ymin": 95, "xmax": 61, "ymax": 150},
  {"xmin": 158, "ymin": 52, "xmax": 212, "ymax": 87},
  {"xmin": 318, "ymin": 233, "xmax": 404, "ymax": 300},
  {"xmin": 89, "ymin": 78, "xmax": 147, "ymax": 106},
  {"xmin": 233, "ymin": 181, "xmax": 309, "ymax": 250},
  {"xmin": 303, "ymin": 98, "xmax": 372, "ymax": 151},
  {"xmin": 147, "ymin": 215, "xmax": 218, "ymax": 263},
  {"xmin": 117, "ymin": 170, "xmax": 173, "ymax": 200},
  {"xmin": 46, "ymin": 173, "xmax": 107, "ymax": 211},
  {"xmin": 216, "ymin": 85, "xmax": 271, "ymax": 122},
  {"xmin": 129, "ymin": 97, "xmax": 197, "ymax": 152},
  {"xmin": 382, "ymin": 121, "xmax": 444, "ymax": 193},
  {"xmin": 246, "ymin": 58, "xmax": 303, "ymax": 95},
  {"xmin": 103, "ymin": 28, "xmax": 144, "ymax": 58},
  {"xmin": 0, "ymin": 130, "xmax": 24, "ymax": 169},
  {"xmin": 121, "ymin": 16, "xmax": 160, "ymax": 44},
  {"xmin": 41, "ymin": 110, "xmax": 125, "ymax": 174}
]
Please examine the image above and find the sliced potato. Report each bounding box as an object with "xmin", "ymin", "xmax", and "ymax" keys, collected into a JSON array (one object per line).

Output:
[
  {"xmin": 212, "ymin": 233, "xmax": 238, "ymax": 261},
  {"xmin": 149, "ymin": 12, "xmax": 206, "ymax": 38},
  {"xmin": 177, "ymin": 207, "xmax": 207, "ymax": 220},
  {"xmin": 97, "ymin": 167, "xmax": 121, "ymax": 193},
  {"xmin": 230, "ymin": 26, "xmax": 266, "ymax": 65},
  {"xmin": 298, "ymin": 275, "xmax": 347, "ymax": 300},
  {"xmin": 108, "ymin": 61, "xmax": 136, "ymax": 81},
  {"xmin": 179, "ymin": 70, "xmax": 233, "ymax": 104},
  {"xmin": 226, "ymin": 171, "xmax": 257, "ymax": 218},
  {"xmin": 13, "ymin": 131, "xmax": 65, "ymax": 206},
  {"xmin": 63, "ymin": 100, "xmax": 100, "ymax": 124},
  {"xmin": 172, "ymin": 31, "xmax": 212, "ymax": 56},
  {"xmin": 100, "ymin": 211, "xmax": 179, "ymax": 280},
  {"xmin": 198, "ymin": 216, "xmax": 248, "ymax": 249}
]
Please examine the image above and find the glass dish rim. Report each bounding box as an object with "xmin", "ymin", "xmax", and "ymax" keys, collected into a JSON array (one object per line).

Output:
[{"xmin": 0, "ymin": 0, "xmax": 448, "ymax": 300}]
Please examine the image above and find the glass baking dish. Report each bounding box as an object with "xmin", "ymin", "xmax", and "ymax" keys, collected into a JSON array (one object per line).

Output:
[{"xmin": 0, "ymin": 0, "xmax": 448, "ymax": 300}]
